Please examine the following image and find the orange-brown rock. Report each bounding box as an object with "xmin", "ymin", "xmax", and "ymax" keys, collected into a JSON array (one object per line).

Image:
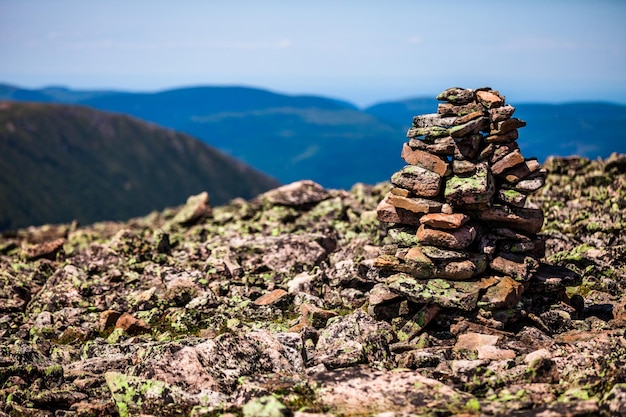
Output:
[
  {"xmin": 401, "ymin": 144, "xmax": 451, "ymax": 176},
  {"xmin": 492, "ymin": 118, "xmax": 526, "ymax": 134},
  {"xmin": 454, "ymin": 111, "xmax": 485, "ymax": 125},
  {"xmin": 376, "ymin": 196, "xmax": 424, "ymax": 226},
  {"xmin": 476, "ymin": 90, "xmax": 504, "ymax": 109},
  {"xmin": 387, "ymin": 193, "xmax": 443, "ymax": 215},
  {"xmin": 115, "ymin": 312, "xmax": 151, "ymax": 335},
  {"xmin": 391, "ymin": 165, "xmax": 442, "ymax": 197},
  {"xmin": 485, "ymin": 129, "xmax": 519, "ymax": 144},
  {"xmin": 491, "ymin": 149, "xmax": 525, "ymax": 175},
  {"xmin": 489, "ymin": 105, "xmax": 516, "ymax": 122},
  {"xmin": 419, "ymin": 213, "xmax": 470, "ymax": 229},
  {"xmin": 436, "ymin": 254, "xmax": 487, "ymax": 280},
  {"xmin": 416, "ymin": 224, "xmax": 477, "ymax": 250},
  {"xmin": 501, "ymin": 159, "xmax": 541, "ymax": 183},
  {"xmin": 489, "ymin": 253, "xmax": 540, "ymax": 281},
  {"xmin": 253, "ymin": 288, "xmax": 288, "ymax": 306}
]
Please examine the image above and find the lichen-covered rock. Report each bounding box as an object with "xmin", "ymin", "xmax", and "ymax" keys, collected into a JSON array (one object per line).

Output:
[
  {"xmin": 261, "ymin": 180, "xmax": 330, "ymax": 207},
  {"xmin": 313, "ymin": 365, "xmax": 477, "ymax": 415},
  {"xmin": 171, "ymin": 191, "xmax": 211, "ymax": 225},
  {"xmin": 312, "ymin": 309, "xmax": 394, "ymax": 369}
]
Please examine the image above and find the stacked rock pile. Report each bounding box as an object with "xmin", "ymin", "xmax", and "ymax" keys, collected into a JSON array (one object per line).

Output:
[{"xmin": 373, "ymin": 87, "xmax": 551, "ymax": 330}]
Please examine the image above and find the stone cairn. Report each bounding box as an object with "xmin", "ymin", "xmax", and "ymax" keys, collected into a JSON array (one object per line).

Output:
[{"xmin": 372, "ymin": 87, "xmax": 552, "ymax": 334}]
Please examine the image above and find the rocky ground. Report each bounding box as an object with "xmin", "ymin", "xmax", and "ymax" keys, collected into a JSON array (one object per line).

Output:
[{"xmin": 1, "ymin": 154, "xmax": 625, "ymax": 417}]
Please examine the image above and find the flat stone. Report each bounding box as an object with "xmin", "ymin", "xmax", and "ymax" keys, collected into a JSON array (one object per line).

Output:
[
  {"xmin": 401, "ymin": 144, "xmax": 451, "ymax": 176},
  {"xmin": 376, "ymin": 196, "xmax": 429, "ymax": 226},
  {"xmin": 262, "ymin": 180, "xmax": 329, "ymax": 206},
  {"xmin": 373, "ymin": 253, "xmax": 435, "ymax": 279},
  {"xmin": 421, "ymin": 246, "xmax": 469, "ymax": 261},
  {"xmin": 476, "ymin": 205, "xmax": 544, "ymax": 234},
  {"xmin": 454, "ymin": 332, "xmax": 499, "ymax": 351},
  {"xmin": 492, "ymin": 118, "xmax": 526, "ymax": 134},
  {"xmin": 489, "ymin": 105, "xmax": 516, "ymax": 122},
  {"xmin": 115, "ymin": 312, "xmax": 150, "ymax": 335},
  {"xmin": 514, "ymin": 175, "xmax": 545, "ymax": 192},
  {"xmin": 404, "ymin": 246, "xmax": 430, "ymax": 262},
  {"xmin": 386, "ymin": 274, "xmax": 480, "ymax": 311},
  {"xmin": 490, "ymin": 142, "xmax": 520, "ymax": 163},
  {"xmin": 454, "ymin": 111, "xmax": 485, "ymax": 125},
  {"xmin": 419, "ymin": 213, "xmax": 470, "ymax": 229},
  {"xmin": 436, "ymin": 87, "xmax": 475, "ymax": 104},
  {"xmin": 416, "ymin": 224, "xmax": 477, "ymax": 250},
  {"xmin": 453, "ymin": 160, "xmax": 476, "ymax": 175},
  {"xmin": 476, "ymin": 90, "xmax": 504, "ymax": 109},
  {"xmin": 502, "ymin": 159, "xmax": 541, "ymax": 183},
  {"xmin": 438, "ymin": 102, "xmax": 484, "ymax": 117},
  {"xmin": 449, "ymin": 117, "xmax": 489, "ymax": 138},
  {"xmin": 253, "ymin": 289, "xmax": 288, "ymax": 306},
  {"xmin": 391, "ymin": 165, "xmax": 442, "ymax": 197},
  {"xmin": 485, "ymin": 129, "xmax": 518, "ymax": 144},
  {"xmin": 497, "ymin": 189, "xmax": 527, "ymax": 207},
  {"xmin": 387, "ymin": 193, "xmax": 443, "ymax": 214},
  {"xmin": 436, "ymin": 254, "xmax": 488, "ymax": 280},
  {"xmin": 406, "ymin": 126, "xmax": 449, "ymax": 139},
  {"xmin": 407, "ymin": 137, "xmax": 455, "ymax": 156},
  {"xmin": 368, "ymin": 283, "xmax": 403, "ymax": 306},
  {"xmin": 489, "ymin": 253, "xmax": 540, "ymax": 281},
  {"xmin": 390, "ymin": 186, "xmax": 410, "ymax": 197},
  {"xmin": 23, "ymin": 237, "xmax": 66, "ymax": 261},
  {"xmin": 411, "ymin": 113, "xmax": 457, "ymax": 128},
  {"xmin": 444, "ymin": 163, "xmax": 495, "ymax": 209},
  {"xmin": 491, "ymin": 149, "xmax": 525, "ymax": 175},
  {"xmin": 377, "ymin": 197, "xmax": 413, "ymax": 225},
  {"xmin": 477, "ymin": 345, "xmax": 516, "ymax": 360},
  {"xmin": 479, "ymin": 276, "xmax": 524, "ymax": 309},
  {"xmin": 314, "ymin": 367, "xmax": 475, "ymax": 416},
  {"xmin": 524, "ymin": 348, "xmax": 552, "ymax": 366}
]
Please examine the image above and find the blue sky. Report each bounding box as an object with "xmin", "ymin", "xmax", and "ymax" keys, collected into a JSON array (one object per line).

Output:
[{"xmin": 1, "ymin": 0, "xmax": 625, "ymax": 107}]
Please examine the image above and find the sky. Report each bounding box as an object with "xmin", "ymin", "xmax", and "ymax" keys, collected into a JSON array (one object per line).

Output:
[{"xmin": 0, "ymin": 0, "xmax": 625, "ymax": 107}]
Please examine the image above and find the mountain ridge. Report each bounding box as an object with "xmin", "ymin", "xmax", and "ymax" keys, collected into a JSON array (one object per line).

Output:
[
  {"xmin": 2, "ymin": 82, "xmax": 625, "ymax": 189},
  {"xmin": 0, "ymin": 101, "xmax": 280, "ymax": 231}
]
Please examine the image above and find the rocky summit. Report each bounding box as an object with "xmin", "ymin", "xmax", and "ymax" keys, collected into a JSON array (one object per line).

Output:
[{"xmin": 1, "ymin": 89, "xmax": 626, "ymax": 417}]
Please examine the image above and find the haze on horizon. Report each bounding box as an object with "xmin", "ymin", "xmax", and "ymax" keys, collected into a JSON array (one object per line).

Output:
[{"xmin": 1, "ymin": 0, "xmax": 625, "ymax": 107}]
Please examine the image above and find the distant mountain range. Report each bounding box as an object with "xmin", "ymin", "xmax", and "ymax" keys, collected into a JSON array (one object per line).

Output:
[
  {"xmin": 0, "ymin": 101, "xmax": 279, "ymax": 231},
  {"xmin": 2, "ymin": 83, "xmax": 626, "ymax": 191}
]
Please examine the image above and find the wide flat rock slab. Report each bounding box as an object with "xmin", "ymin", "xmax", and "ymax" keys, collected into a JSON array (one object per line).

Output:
[
  {"xmin": 312, "ymin": 365, "xmax": 476, "ymax": 416},
  {"xmin": 386, "ymin": 273, "xmax": 481, "ymax": 311}
]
